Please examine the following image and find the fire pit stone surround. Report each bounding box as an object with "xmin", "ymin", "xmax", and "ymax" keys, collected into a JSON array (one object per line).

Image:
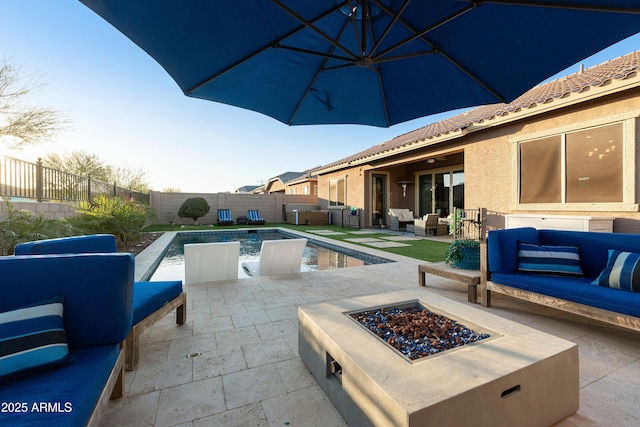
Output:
[{"xmin": 298, "ymin": 289, "xmax": 579, "ymax": 427}]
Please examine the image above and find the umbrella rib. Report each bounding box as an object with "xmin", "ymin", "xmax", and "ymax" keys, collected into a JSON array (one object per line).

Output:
[
  {"xmin": 370, "ymin": 0, "xmax": 505, "ymax": 102},
  {"xmin": 369, "ymin": 0, "xmax": 412, "ymax": 57},
  {"xmin": 288, "ymin": 14, "xmax": 353, "ymax": 125},
  {"xmin": 186, "ymin": 2, "xmax": 347, "ymax": 94},
  {"xmin": 483, "ymin": 0, "xmax": 640, "ymax": 14},
  {"xmin": 272, "ymin": 0, "xmax": 359, "ymax": 61},
  {"xmin": 374, "ymin": 50, "xmax": 436, "ymax": 63},
  {"xmin": 347, "ymin": 0, "xmax": 364, "ymax": 55},
  {"xmin": 275, "ymin": 43, "xmax": 354, "ymax": 64},
  {"xmin": 375, "ymin": 64, "xmax": 391, "ymax": 127},
  {"xmin": 371, "ymin": 1, "xmax": 476, "ymax": 62}
]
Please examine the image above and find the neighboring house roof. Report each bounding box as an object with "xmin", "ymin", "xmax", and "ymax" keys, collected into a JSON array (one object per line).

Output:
[
  {"xmin": 268, "ymin": 171, "xmax": 306, "ymax": 185},
  {"xmin": 314, "ymin": 50, "xmax": 640, "ymax": 173},
  {"xmin": 235, "ymin": 185, "xmax": 260, "ymax": 193}
]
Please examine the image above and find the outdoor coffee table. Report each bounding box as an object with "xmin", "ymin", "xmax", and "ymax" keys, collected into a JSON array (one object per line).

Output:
[{"xmin": 299, "ymin": 289, "xmax": 578, "ymax": 427}]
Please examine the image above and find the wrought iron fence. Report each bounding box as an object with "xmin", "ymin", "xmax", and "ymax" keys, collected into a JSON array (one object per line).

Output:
[
  {"xmin": 0, "ymin": 155, "xmax": 149, "ymax": 204},
  {"xmin": 451, "ymin": 207, "xmax": 482, "ymax": 240}
]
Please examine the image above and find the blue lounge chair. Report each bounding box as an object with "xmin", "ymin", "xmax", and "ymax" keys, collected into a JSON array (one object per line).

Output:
[
  {"xmin": 13, "ymin": 234, "xmax": 186, "ymax": 371},
  {"xmin": 247, "ymin": 209, "xmax": 266, "ymax": 225},
  {"xmin": 217, "ymin": 209, "xmax": 234, "ymax": 226}
]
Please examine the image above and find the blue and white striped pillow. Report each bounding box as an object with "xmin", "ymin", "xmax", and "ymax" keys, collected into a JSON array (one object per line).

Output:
[
  {"xmin": 0, "ymin": 298, "xmax": 70, "ymax": 381},
  {"xmin": 517, "ymin": 242, "xmax": 583, "ymax": 276},
  {"xmin": 592, "ymin": 250, "xmax": 640, "ymax": 292}
]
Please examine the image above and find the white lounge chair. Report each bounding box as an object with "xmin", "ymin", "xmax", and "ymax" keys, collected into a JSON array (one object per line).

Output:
[
  {"xmin": 241, "ymin": 239, "xmax": 307, "ymax": 277},
  {"xmin": 184, "ymin": 241, "xmax": 240, "ymax": 284}
]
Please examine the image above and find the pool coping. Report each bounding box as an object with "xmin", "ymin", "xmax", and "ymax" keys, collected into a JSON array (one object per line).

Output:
[{"xmin": 134, "ymin": 227, "xmax": 418, "ymax": 282}]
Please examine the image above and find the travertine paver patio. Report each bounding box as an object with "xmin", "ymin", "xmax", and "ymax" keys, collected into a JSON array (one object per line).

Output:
[{"xmin": 101, "ymin": 233, "xmax": 640, "ymax": 427}]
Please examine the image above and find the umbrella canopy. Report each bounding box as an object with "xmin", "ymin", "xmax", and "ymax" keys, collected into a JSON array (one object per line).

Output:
[{"xmin": 80, "ymin": 0, "xmax": 640, "ymax": 127}]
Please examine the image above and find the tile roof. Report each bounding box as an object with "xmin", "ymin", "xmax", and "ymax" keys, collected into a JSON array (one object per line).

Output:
[{"xmin": 315, "ymin": 50, "xmax": 640, "ymax": 172}]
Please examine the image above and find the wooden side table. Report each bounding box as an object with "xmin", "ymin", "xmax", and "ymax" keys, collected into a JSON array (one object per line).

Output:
[{"xmin": 418, "ymin": 262, "xmax": 481, "ymax": 303}]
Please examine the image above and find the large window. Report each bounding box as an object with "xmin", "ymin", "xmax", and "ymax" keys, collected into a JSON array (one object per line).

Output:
[
  {"xmin": 519, "ymin": 123, "xmax": 623, "ymax": 204},
  {"xmin": 329, "ymin": 177, "xmax": 346, "ymax": 206}
]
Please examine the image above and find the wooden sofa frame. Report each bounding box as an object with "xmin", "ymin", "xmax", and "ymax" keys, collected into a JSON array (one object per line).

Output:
[
  {"xmin": 87, "ymin": 343, "xmax": 126, "ymax": 426},
  {"xmin": 479, "ymin": 239, "xmax": 640, "ymax": 332},
  {"xmin": 125, "ymin": 292, "xmax": 187, "ymax": 370}
]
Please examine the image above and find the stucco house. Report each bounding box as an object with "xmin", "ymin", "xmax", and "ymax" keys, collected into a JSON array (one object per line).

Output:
[
  {"xmin": 312, "ymin": 50, "xmax": 640, "ymax": 233},
  {"xmin": 262, "ymin": 171, "xmax": 318, "ymax": 196}
]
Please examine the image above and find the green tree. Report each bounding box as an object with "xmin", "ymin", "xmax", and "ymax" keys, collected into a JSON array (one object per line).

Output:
[
  {"xmin": 43, "ymin": 151, "xmax": 111, "ymax": 182},
  {"xmin": 0, "ymin": 60, "xmax": 65, "ymax": 149},
  {"xmin": 42, "ymin": 150, "xmax": 150, "ymax": 192},
  {"xmin": 178, "ymin": 197, "xmax": 210, "ymax": 225}
]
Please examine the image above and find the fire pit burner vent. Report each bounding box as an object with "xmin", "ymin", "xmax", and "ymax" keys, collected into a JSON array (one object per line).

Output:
[{"xmin": 349, "ymin": 301, "xmax": 490, "ymax": 360}]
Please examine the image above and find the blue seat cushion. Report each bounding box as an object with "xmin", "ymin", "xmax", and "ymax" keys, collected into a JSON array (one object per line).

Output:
[
  {"xmin": 491, "ymin": 273, "xmax": 640, "ymax": 318},
  {"xmin": 0, "ymin": 344, "xmax": 120, "ymax": 427},
  {"xmin": 133, "ymin": 281, "xmax": 183, "ymax": 325}
]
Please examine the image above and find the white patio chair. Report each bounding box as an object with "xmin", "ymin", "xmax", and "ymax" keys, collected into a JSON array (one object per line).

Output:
[
  {"xmin": 184, "ymin": 241, "xmax": 240, "ymax": 284},
  {"xmin": 241, "ymin": 239, "xmax": 307, "ymax": 277}
]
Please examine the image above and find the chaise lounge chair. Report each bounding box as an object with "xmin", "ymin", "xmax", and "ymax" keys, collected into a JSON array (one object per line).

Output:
[
  {"xmin": 247, "ymin": 209, "xmax": 266, "ymax": 225},
  {"xmin": 184, "ymin": 241, "xmax": 240, "ymax": 284},
  {"xmin": 217, "ymin": 209, "xmax": 234, "ymax": 226},
  {"xmin": 13, "ymin": 234, "xmax": 186, "ymax": 371},
  {"xmin": 241, "ymin": 238, "xmax": 307, "ymax": 277}
]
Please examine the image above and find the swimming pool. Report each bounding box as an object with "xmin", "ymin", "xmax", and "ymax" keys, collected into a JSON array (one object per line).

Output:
[{"xmin": 149, "ymin": 229, "xmax": 393, "ymax": 281}]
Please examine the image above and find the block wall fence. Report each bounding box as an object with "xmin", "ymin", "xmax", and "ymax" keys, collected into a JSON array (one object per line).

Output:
[{"xmin": 1, "ymin": 193, "xmax": 322, "ymax": 226}]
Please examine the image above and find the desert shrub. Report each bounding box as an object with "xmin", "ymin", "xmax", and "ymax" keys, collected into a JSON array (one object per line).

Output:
[
  {"xmin": 68, "ymin": 194, "xmax": 153, "ymax": 247},
  {"xmin": 178, "ymin": 197, "xmax": 210, "ymax": 225},
  {"xmin": 0, "ymin": 200, "xmax": 74, "ymax": 255}
]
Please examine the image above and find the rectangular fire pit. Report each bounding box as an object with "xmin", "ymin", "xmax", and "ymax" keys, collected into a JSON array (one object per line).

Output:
[{"xmin": 298, "ymin": 289, "xmax": 578, "ymax": 427}]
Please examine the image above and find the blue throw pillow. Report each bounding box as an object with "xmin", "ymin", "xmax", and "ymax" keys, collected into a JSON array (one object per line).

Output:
[
  {"xmin": 517, "ymin": 242, "xmax": 583, "ymax": 276},
  {"xmin": 0, "ymin": 298, "xmax": 72, "ymax": 382},
  {"xmin": 592, "ymin": 250, "xmax": 640, "ymax": 292}
]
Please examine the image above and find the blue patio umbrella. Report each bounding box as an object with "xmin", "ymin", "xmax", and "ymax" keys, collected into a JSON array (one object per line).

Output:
[{"xmin": 79, "ymin": 1, "xmax": 640, "ymax": 127}]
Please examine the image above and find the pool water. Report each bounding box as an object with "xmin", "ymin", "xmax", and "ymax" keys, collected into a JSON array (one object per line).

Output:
[{"xmin": 150, "ymin": 230, "xmax": 391, "ymax": 281}]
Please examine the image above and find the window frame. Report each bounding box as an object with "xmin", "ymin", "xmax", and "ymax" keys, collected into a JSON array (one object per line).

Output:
[
  {"xmin": 512, "ymin": 115, "xmax": 637, "ymax": 212},
  {"xmin": 328, "ymin": 176, "xmax": 347, "ymax": 208}
]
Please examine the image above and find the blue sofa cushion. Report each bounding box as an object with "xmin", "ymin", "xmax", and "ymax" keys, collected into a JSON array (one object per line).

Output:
[
  {"xmin": 491, "ymin": 273, "xmax": 640, "ymax": 318},
  {"xmin": 0, "ymin": 298, "xmax": 73, "ymax": 382},
  {"xmin": 0, "ymin": 344, "xmax": 120, "ymax": 427},
  {"xmin": 133, "ymin": 281, "xmax": 183, "ymax": 324},
  {"xmin": 592, "ymin": 250, "xmax": 640, "ymax": 292},
  {"xmin": 14, "ymin": 234, "xmax": 118, "ymax": 255},
  {"xmin": 488, "ymin": 227, "xmax": 540, "ymax": 274},
  {"xmin": 0, "ymin": 254, "xmax": 134, "ymax": 349},
  {"xmin": 517, "ymin": 242, "xmax": 583, "ymax": 277}
]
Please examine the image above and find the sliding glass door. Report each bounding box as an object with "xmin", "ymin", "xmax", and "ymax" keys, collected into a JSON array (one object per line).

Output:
[{"xmin": 418, "ymin": 170, "xmax": 464, "ymax": 218}]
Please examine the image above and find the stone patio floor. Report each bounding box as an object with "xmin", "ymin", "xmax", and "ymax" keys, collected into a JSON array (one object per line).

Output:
[{"xmin": 101, "ymin": 232, "xmax": 640, "ymax": 426}]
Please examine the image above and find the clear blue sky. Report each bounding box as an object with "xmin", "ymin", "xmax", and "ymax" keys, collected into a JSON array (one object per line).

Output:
[{"xmin": 2, "ymin": 1, "xmax": 639, "ymax": 193}]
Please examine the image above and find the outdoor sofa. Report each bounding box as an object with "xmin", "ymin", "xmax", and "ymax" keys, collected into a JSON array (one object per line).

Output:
[
  {"xmin": 388, "ymin": 208, "xmax": 415, "ymax": 231},
  {"xmin": 481, "ymin": 227, "xmax": 640, "ymax": 331},
  {"xmin": 0, "ymin": 252, "xmax": 133, "ymax": 426},
  {"xmin": 13, "ymin": 234, "xmax": 186, "ymax": 371}
]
